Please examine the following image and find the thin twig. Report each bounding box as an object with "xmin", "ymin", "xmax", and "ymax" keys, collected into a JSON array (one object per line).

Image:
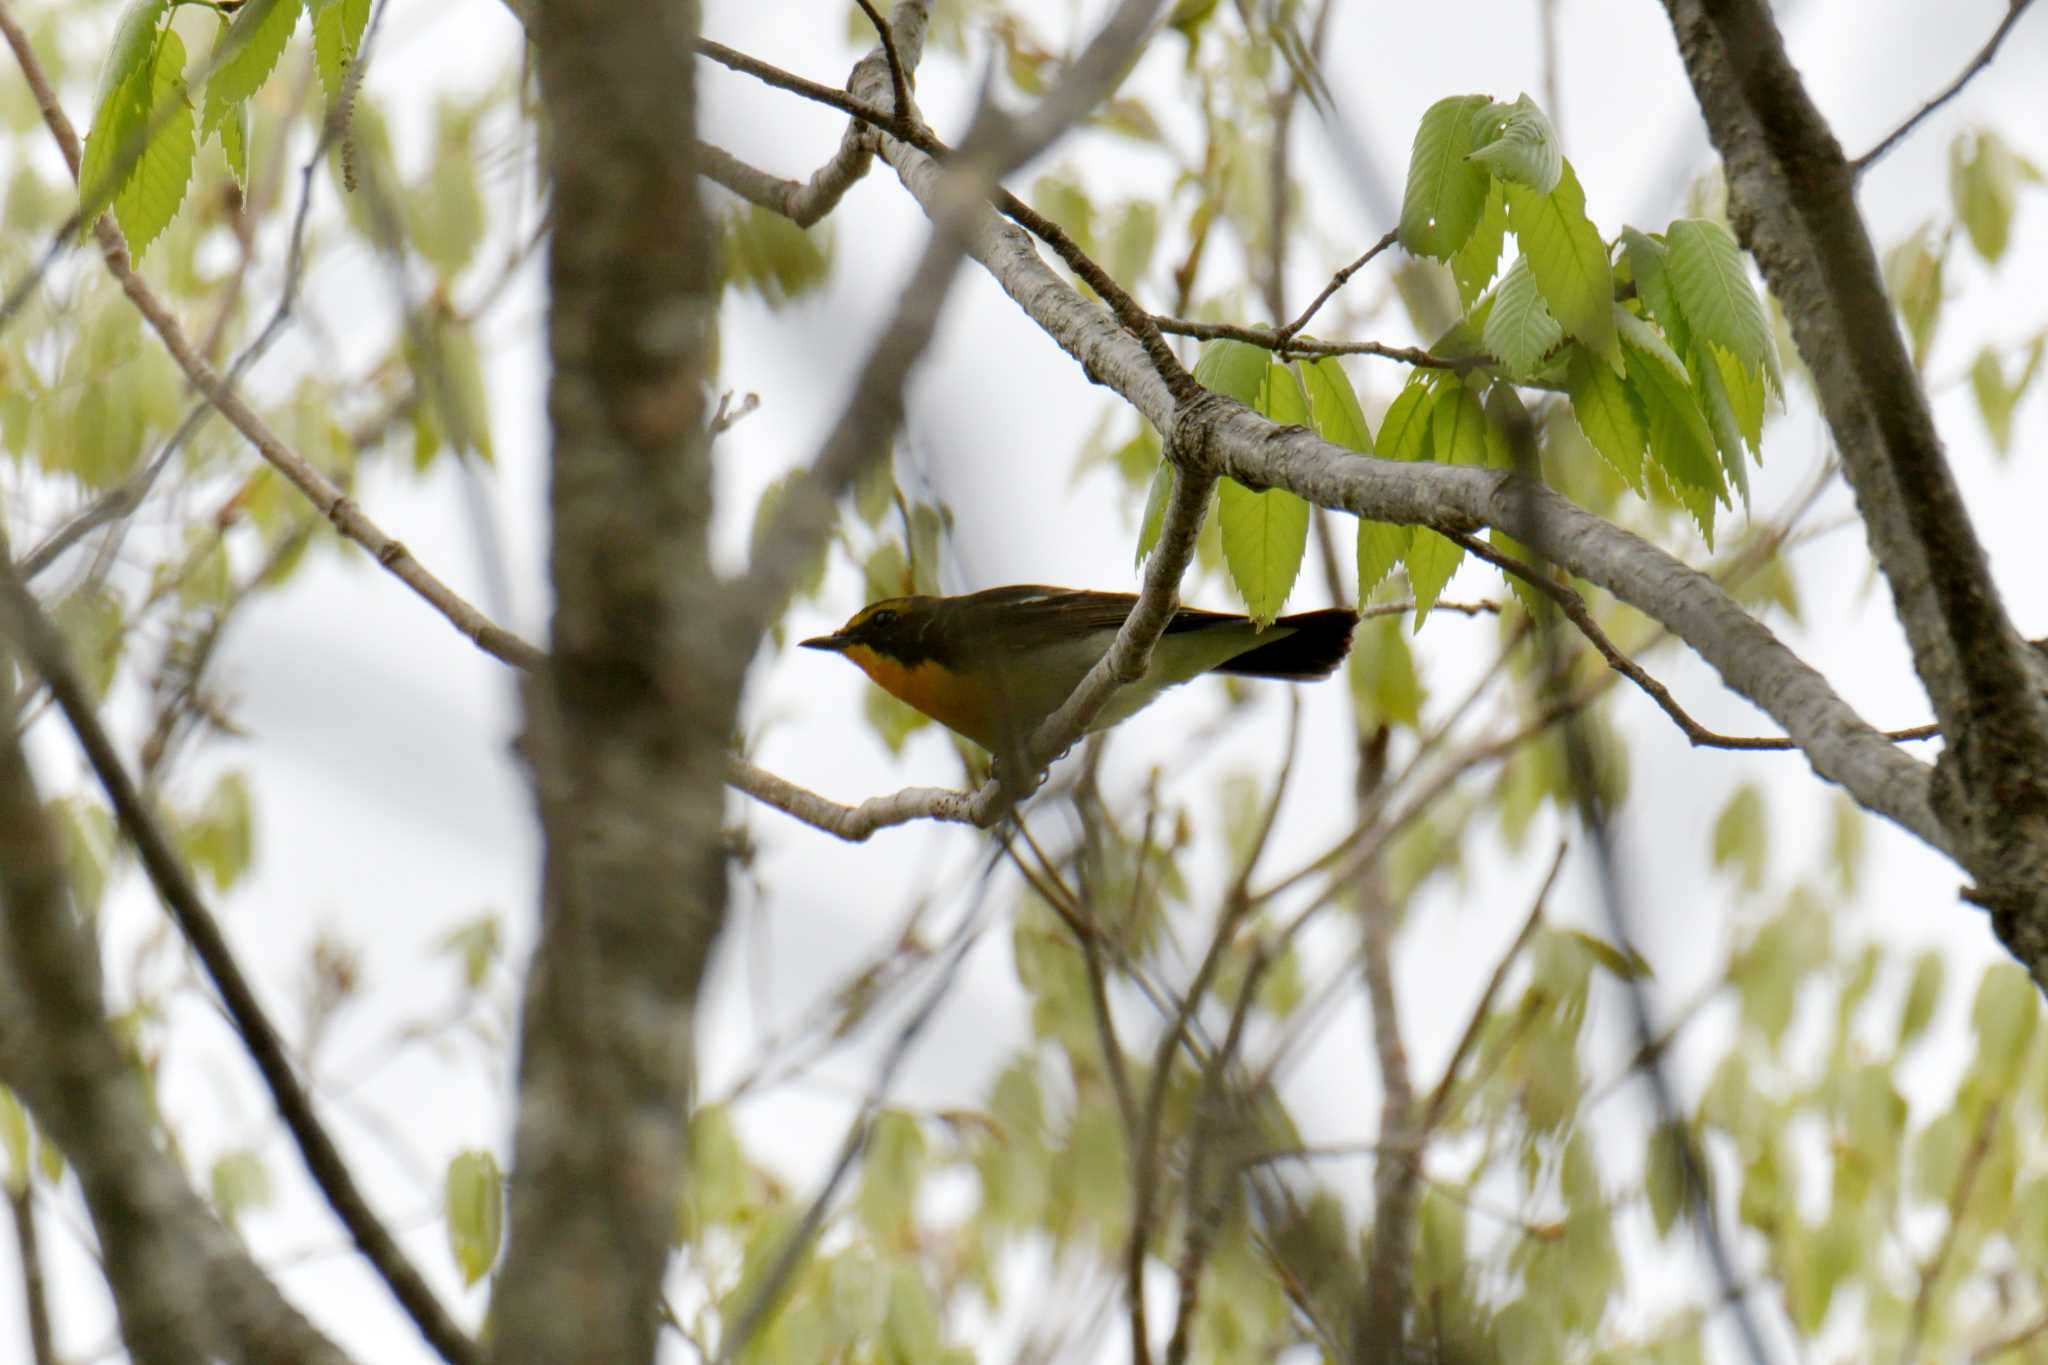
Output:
[
  {"xmin": 1902, "ymin": 1100, "xmax": 2002, "ymax": 1364},
  {"xmin": 852, "ymin": 0, "xmax": 912, "ymax": 134},
  {"xmin": 1446, "ymin": 530, "xmax": 1939, "ymax": 751},
  {"xmin": 1419, "ymin": 843, "xmax": 1565, "ymax": 1134},
  {"xmin": 1154, "ymin": 314, "xmax": 1474, "ymax": 369},
  {"xmin": 1274, "ymin": 229, "xmax": 1398, "ymax": 343},
  {"xmin": 8, "ymin": 1186, "xmax": 55, "ymax": 1365},
  {"xmin": 1853, "ymin": 0, "xmax": 2039, "ymax": 175}
]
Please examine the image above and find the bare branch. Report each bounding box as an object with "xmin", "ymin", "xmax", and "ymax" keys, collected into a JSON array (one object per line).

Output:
[
  {"xmin": 1274, "ymin": 229, "xmax": 1398, "ymax": 343},
  {"xmin": 1853, "ymin": 0, "xmax": 2039, "ymax": 175}
]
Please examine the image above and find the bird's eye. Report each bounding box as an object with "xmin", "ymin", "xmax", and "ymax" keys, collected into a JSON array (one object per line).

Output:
[{"xmin": 865, "ymin": 608, "xmax": 897, "ymax": 630}]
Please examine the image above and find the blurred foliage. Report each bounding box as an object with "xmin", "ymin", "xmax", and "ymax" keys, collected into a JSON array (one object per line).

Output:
[{"xmin": 4, "ymin": 0, "xmax": 2046, "ymax": 1362}]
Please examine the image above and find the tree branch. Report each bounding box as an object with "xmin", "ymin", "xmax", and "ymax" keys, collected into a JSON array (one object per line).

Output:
[
  {"xmin": 0, "ymin": 553, "xmax": 477, "ymax": 1365},
  {"xmin": 869, "ymin": 108, "xmax": 1949, "ymax": 852},
  {"xmin": 1664, "ymin": 0, "xmax": 2048, "ymax": 961}
]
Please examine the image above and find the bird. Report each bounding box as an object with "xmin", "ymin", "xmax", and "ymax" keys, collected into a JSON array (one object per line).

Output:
[{"xmin": 801, "ymin": 584, "xmax": 1357, "ymax": 758}]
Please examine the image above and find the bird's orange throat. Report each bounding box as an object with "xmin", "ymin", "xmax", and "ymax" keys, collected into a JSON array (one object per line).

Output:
[{"xmin": 841, "ymin": 644, "xmax": 996, "ymax": 747}]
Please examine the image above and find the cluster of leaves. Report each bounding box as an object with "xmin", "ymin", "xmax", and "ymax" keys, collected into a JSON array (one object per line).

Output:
[
  {"xmin": 81, "ymin": 0, "xmax": 369, "ymax": 260},
  {"xmin": 1884, "ymin": 128, "xmax": 2044, "ymax": 453}
]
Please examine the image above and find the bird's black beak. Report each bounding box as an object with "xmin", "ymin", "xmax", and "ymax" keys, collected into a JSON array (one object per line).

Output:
[{"xmin": 800, "ymin": 632, "xmax": 849, "ymax": 652}]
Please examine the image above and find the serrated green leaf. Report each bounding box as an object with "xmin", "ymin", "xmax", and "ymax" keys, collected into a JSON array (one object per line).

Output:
[
  {"xmin": 445, "ymin": 1149, "xmax": 503, "ymax": 1286},
  {"xmin": 1623, "ymin": 330, "xmax": 1723, "ymax": 538},
  {"xmin": 1259, "ymin": 358, "xmax": 1309, "ymax": 426},
  {"xmin": 1450, "ymin": 179, "xmax": 1508, "ymax": 306},
  {"xmin": 1690, "ymin": 341, "xmax": 1751, "ymax": 508},
  {"xmin": 1465, "ymin": 93, "xmax": 1561, "ymax": 193},
  {"xmin": 1398, "ymin": 94, "xmax": 1494, "ymax": 261},
  {"xmin": 1219, "ymin": 478, "xmax": 1309, "ymax": 627},
  {"xmin": 1713, "ymin": 342, "xmax": 1769, "ymax": 454},
  {"xmin": 1356, "ymin": 519, "xmax": 1409, "ymax": 601},
  {"xmin": 202, "ymin": 0, "xmax": 302, "ymax": 136},
  {"xmin": 1564, "ymin": 344, "xmax": 1646, "ymax": 491},
  {"xmin": 314, "ymin": 0, "xmax": 371, "ymax": 102},
  {"xmin": 1950, "ymin": 128, "xmax": 2019, "ymax": 265},
  {"xmin": 1192, "ymin": 338, "xmax": 1269, "ymax": 405},
  {"xmin": 186, "ymin": 770, "xmax": 254, "ymax": 892},
  {"xmin": 79, "ymin": 2, "xmax": 171, "ymax": 232},
  {"xmin": 1406, "ymin": 529, "xmax": 1462, "ymax": 628},
  {"xmin": 1505, "ymin": 162, "xmax": 1616, "ymax": 368},
  {"xmin": 218, "ymin": 96, "xmax": 249, "ymax": 189},
  {"xmin": 110, "ymin": 29, "xmax": 193, "ymax": 262},
  {"xmin": 1377, "ymin": 380, "xmax": 1434, "ymax": 462},
  {"xmin": 1665, "ymin": 220, "xmax": 1778, "ymax": 388},
  {"xmin": 1482, "ymin": 255, "xmax": 1563, "ymax": 378},
  {"xmin": 1298, "ymin": 357, "xmax": 1372, "ymax": 453},
  {"xmin": 1429, "ymin": 383, "xmax": 1487, "ymax": 466}
]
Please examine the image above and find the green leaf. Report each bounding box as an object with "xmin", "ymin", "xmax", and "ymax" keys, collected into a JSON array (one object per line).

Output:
[
  {"xmin": 1564, "ymin": 344, "xmax": 1646, "ymax": 491},
  {"xmin": 881, "ymin": 1265, "xmax": 942, "ymax": 1365},
  {"xmin": 725, "ymin": 204, "xmax": 831, "ymax": 308},
  {"xmin": 202, "ymin": 0, "xmax": 302, "ymax": 136},
  {"xmin": 1710, "ymin": 784, "xmax": 1766, "ymax": 890},
  {"xmin": 444, "ymin": 1149, "xmax": 503, "ymax": 1286},
  {"xmin": 1664, "ymin": 220, "xmax": 1778, "ymax": 388},
  {"xmin": 1621, "ymin": 321, "xmax": 1724, "ymax": 537},
  {"xmin": 1690, "ymin": 341, "xmax": 1752, "ymax": 508},
  {"xmin": 1969, "ymin": 339, "xmax": 2043, "ymax": 456},
  {"xmin": 1482, "ymin": 255, "xmax": 1563, "ymax": 378},
  {"xmin": 1504, "ymin": 162, "xmax": 1617, "ymax": 368},
  {"xmin": 1298, "ymin": 357, "xmax": 1372, "ymax": 453},
  {"xmin": 110, "ymin": 29, "xmax": 193, "ymax": 262},
  {"xmin": 1970, "ymin": 962, "xmax": 2039, "ymax": 1082},
  {"xmin": 1646, "ymin": 1122, "xmax": 1690, "ymax": 1238},
  {"xmin": 0, "ymin": 1089, "xmax": 27, "ymax": 1197},
  {"xmin": 1950, "ymin": 128, "xmax": 2020, "ymax": 265},
  {"xmin": 78, "ymin": 1, "xmax": 172, "ymax": 233},
  {"xmin": 1397, "ymin": 94, "xmax": 1494, "ymax": 261},
  {"xmin": 1882, "ymin": 224, "xmax": 1946, "ymax": 370},
  {"xmin": 1377, "ymin": 380, "xmax": 1435, "ymax": 462},
  {"xmin": 1192, "ymin": 338, "xmax": 1269, "ymax": 405},
  {"xmin": 186, "ymin": 770, "xmax": 254, "ymax": 893},
  {"xmin": 218, "ymin": 97, "xmax": 249, "ymax": 189},
  {"xmin": 750, "ymin": 472, "xmax": 829, "ymax": 604},
  {"xmin": 858, "ymin": 1110, "xmax": 927, "ymax": 1250},
  {"xmin": 1406, "ymin": 529, "xmax": 1463, "ymax": 627},
  {"xmin": 1429, "ymin": 383, "xmax": 1487, "ymax": 466},
  {"xmin": 1465, "ymin": 93, "xmax": 1561, "ymax": 193},
  {"xmin": 1104, "ymin": 199, "xmax": 1158, "ymax": 288},
  {"xmin": 314, "ymin": 0, "xmax": 371, "ymax": 102},
  {"xmin": 52, "ymin": 585, "xmax": 125, "ymax": 701},
  {"xmin": 410, "ymin": 102, "xmax": 486, "ymax": 279},
  {"xmin": 1449, "ymin": 179, "xmax": 1508, "ymax": 307},
  {"xmin": 1219, "ymin": 478, "xmax": 1309, "ymax": 628},
  {"xmin": 209, "ymin": 1149, "xmax": 272, "ymax": 1229},
  {"xmin": 1357, "ymin": 519, "xmax": 1410, "ymax": 601},
  {"xmin": 1347, "ymin": 615, "xmax": 1422, "ymax": 726},
  {"xmin": 1134, "ymin": 458, "xmax": 1174, "ymax": 567}
]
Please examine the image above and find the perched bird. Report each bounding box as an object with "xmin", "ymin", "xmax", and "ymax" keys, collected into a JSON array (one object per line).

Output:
[{"xmin": 801, "ymin": 585, "xmax": 1357, "ymax": 757}]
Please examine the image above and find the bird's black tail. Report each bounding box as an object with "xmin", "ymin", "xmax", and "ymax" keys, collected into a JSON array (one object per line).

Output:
[{"xmin": 1212, "ymin": 608, "xmax": 1358, "ymax": 680}]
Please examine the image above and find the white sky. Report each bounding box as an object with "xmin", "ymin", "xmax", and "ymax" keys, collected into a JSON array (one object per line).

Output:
[{"xmin": 5, "ymin": 0, "xmax": 2046, "ymax": 1360}]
